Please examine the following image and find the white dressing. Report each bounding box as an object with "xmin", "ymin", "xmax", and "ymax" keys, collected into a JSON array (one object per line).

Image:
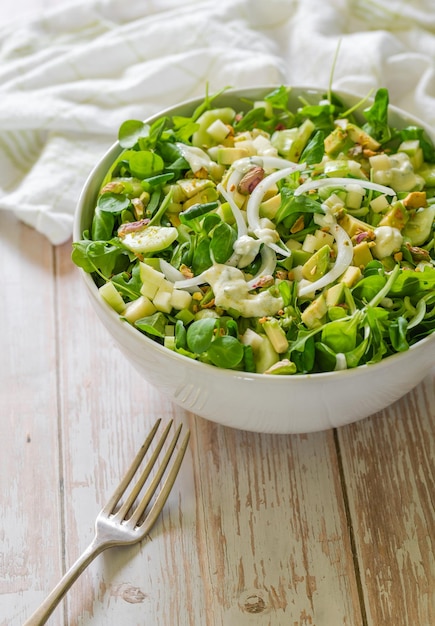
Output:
[{"xmin": 204, "ymin": 264, "xmax": 283, "ymax": 318}]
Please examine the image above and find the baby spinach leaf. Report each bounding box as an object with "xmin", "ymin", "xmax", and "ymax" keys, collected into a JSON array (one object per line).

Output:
[
  {"xmin": 135, "ymin": 312, "xmax": 167, "ymax": 338},
  {"xmin": 321, "ymin": 316, "xmax": 358, "ymax": 353},
  {"xmin": 186, "ymin": 318, "xmax": 217, "ymax": 353},
  {"xmin": 207, "ymin": 336, "xmax": 244, "ymax": 369},
  {"xmin": 91, "ymin": 207, "xmax": 115, "ymax": 241},
  {"xmin": 129, "ymin": 150, "xmax": 164, "ymax": 179},
  {"xmin": 192, "ymin": 237, "xmax": 212, "ymax": 274},
  {"xmin": 210, "ymin": 222, "xmax": 236, "ymax": 263},
  {"xmin": 118, "ymin": 120, "xmax": 150, "ymax": 149},
  {"xmin": 97, "ymin": 192, "xmax": 131, "ymax": 214}
]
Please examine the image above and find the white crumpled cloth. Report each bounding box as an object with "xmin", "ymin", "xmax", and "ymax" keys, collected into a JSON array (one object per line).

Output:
[{"xmin": 1, "ymin": 0, "xmax": 435, "ymax": 244}]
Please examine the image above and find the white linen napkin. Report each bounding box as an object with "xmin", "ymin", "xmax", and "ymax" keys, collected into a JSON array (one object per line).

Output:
[{"xmin": 0, "ymin": 0, "xmax": 434, "ymax": 244}]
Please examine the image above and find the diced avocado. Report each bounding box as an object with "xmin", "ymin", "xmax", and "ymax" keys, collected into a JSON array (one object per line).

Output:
[
  {"xmin": 291, "ymin": 249, "xmax": 312, "ymax": 266},
  {"xmin": 339, "ymin": 265, "xmax": 362, "ymax": 287},
  {"xmin": 338, "ymin": 213, "xmax": 374, "ymax": 237},
  {"xmin": 346, "ymin": 123, "xmax": 381, "ymax": 151},
  {"xmin": 301, "ymin": 294, "xmax": 328, "ymax": 329},
  {"xmin": 99, "ymin": 281, "xmax": 126, "ymax": 314},
  {"xmin": 325, "ymin": 282, "xmax": 344, "ymax": 308},
  {"xmin": 262, "ymin": 318, "xmax": 289, "ymax": 354},
  {"xmin": 352, "ymin": 240, "xmax": 373, "ymax": 267},
  {"xmin": 254, "ymin": 335, "xmax": 279, "ymax": 373},
  {"xmin": 402, "ymin": 204, "xmax": 435, "ymax": 246},
  {"xmin": 378, "ymin": 201, "xmax": 409, "ymax": 230},
  {"xmin": 182, "ymin": 186, "xmax": 219, "ymax": 210},
  {"xmin": 324, "ymin": 126, "xmax": 351, "ymax": 157},
  {"xmin": 402, "ymin": 191, "xmax": 427, "ymax": 210},
  {"xmin": 301, "ymin": 245, "xmax": 331, "ymax": 282},
  {"xmin": 260, "ymin": 193, "xmax": 282, "ymax": 219},
  {"xmin": 177, "ymin": 178, "xmax": 213, "ymax": 199},
  {"xmin": 217, "ymin": 147, "xmax": 250, "ymax": 165}
]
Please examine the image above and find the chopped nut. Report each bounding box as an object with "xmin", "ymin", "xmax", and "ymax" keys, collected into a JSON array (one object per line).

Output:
[
  {"xmin": 290, "ymin": 215, "xmax": 305, "ymax": 234},
  {"xmin": 237, "ymin": 166, "xmax": 265, "ymax": 195},
  {"xmin": 117, "ymin": 218, "xmax": 149, "ymax": 238},
  {"xmin": 402, "ymin": 191, "xmax": 427, "ymax": 210},
  {"xmin": 131, "ymin": 197, "xmax": 145, "ymax": 220},
  {"xmin": 179, "ymin": 264, "xmax": 194, "ymax": 278},
  {"xmin": 405, "ymin": 243, "xmax": 431, "ymax": 262}
]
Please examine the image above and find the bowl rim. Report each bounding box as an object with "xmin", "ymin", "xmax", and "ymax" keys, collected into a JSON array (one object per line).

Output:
[{"xmin": 73, "ymin": 84, "xmax": 435, "ymax": 383}]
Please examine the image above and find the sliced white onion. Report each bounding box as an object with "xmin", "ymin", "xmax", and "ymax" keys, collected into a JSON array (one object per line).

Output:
[
  {"xmin": 246, "ymin": 245, "xmax": 277, "ymax": 290},
  {"xmin": 247, "ymin": 166, "xmax": 304, "ymax": 232},
  {"xmin": 173, "ymin": 269, "xmax": 209, "ymax": 290},
  {"xmin": 159, "ymin": 259, "xmax": 201, "ymax": 293},
  {"xmin": 217, "ymin": 182, "xmax": 248, "ymax": 238},
  {"xmin": 298, "ymin": 223, "xmax": 354, "ymax": 297},
  {"xmin": 294, "ymin": 177, "xmax": 396, "ymax": 197}
]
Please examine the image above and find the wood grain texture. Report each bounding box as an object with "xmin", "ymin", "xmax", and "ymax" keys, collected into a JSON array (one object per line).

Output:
[
  {"xmin": 337, "ymin": 374, "xmax": 435, "ymax": 626},
  {"xmin": 0, "ymin": 215, "xmax": 62, "ymax": 626}
]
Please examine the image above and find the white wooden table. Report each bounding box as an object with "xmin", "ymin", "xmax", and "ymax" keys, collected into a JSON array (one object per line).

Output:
[{"xmin": 1, "ymin": 2, "xmax": 435, "ymax": 625}]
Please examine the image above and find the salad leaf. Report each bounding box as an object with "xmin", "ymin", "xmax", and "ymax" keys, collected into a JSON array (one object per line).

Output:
[{"xmin": 362, "ymin": 87, "xmax": 391, "ymax": 143}]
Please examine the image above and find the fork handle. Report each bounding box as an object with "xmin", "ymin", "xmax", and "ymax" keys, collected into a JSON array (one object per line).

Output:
[{"xmin": 23, "ymin": 535, "xmax": 106, "ymax": 626}]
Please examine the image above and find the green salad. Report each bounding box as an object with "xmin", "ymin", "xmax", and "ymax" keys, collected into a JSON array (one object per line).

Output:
[{"xmin": 72, "ymin": 86, "xmax": 435, "ymax": 375}]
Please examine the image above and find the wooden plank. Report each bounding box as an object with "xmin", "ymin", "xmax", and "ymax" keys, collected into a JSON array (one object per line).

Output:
[
  {"xmin": 0, "ymin": 214, "xmax": 62, "ymax": 626},
  {"xmin": 54, "ymin": 240, "xmax": 198, "ymax": 624},
  {"xmin": 337, "ymin": 373, "xmax": 435, "ymax": 626},
  {"xmin": 190, "ymin": 419, "xmax": 364, "ymax": 625}
]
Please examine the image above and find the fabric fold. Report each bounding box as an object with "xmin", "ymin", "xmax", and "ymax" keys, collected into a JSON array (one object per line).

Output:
[{"xmin": 1, "ymin": 0, "xmax": 434, "ymax": 244}]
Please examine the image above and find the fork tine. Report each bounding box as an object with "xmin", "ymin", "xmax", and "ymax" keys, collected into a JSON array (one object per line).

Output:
[
  {"xmin": 114, "ymin": 420, "xmax": 174, "ymax": 521},
  {"xmin": 103, "ymin": 418, "xmax": 164, "ymax": 515},
  {"xmin": 133, "ymin": 427, "xmax": 190, "ymax": 533},
  {"xmin": 127, "ymin": 422, "xmax": 185, "ymax": 528}
]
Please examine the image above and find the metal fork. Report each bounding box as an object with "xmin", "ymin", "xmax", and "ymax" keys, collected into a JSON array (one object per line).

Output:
[{"xmin": 24, "ymin": 419, "xmax": 190, "ymax": 626}]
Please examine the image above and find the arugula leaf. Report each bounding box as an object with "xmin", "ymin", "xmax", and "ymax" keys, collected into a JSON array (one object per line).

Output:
[
  {"xmin": 71, "ymin": 239, "xmax": 131, "ymax": 279},
  {"xmin": 300, "ymin": 130, "xmax": 325, "ymax": 165},
  {"xmin": 112, "ymin": 263, "xmax": 142, "ymax": 301},
  {"xmin": 362, "ymin": 88, "xmax": 391, "ymax": 143}
]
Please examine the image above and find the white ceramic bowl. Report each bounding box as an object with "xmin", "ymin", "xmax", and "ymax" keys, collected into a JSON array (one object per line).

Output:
[{"xmin": 73, "ymin": 86, "xmax": 435, "ymax": 433}]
